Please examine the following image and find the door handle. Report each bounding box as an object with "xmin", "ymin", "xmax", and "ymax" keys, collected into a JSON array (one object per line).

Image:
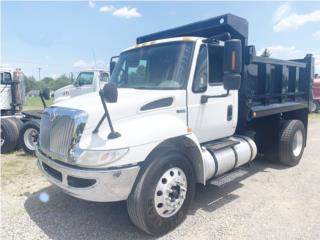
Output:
[
  {"xmin": 201, "ymin": 90, "xmax": 230, "ymax": 104},
  {"xmin": 176, "ymin": 109, "xmax": 186, "ymax": 114}
]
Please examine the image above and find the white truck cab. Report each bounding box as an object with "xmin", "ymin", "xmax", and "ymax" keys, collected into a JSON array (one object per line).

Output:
[
  {"xmin": 0, "ymin": 68, "xmax": 25, "ymax": 113},
  {"xmin": 36, "ymin": 14, "xmax": 312, "ymax": 236},
  {"xmin": 53, "ymin": 70, "xmax": 109, "ymax": 103}
]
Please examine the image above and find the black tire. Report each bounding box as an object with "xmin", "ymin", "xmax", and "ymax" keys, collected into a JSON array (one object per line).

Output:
[
  {"xmin": 8, "ymin": 118, "xmax": 23, "ymax": 149},
  {"xmin": 279, "ymin": 120, "xmax": 305, "ymax": 166},
  {"xmin": 127, "ymin": 150, "xmax": 195, "ymax": 236},
  {"xmin": 19, "ymin": 120, "xmax": 40, "ymax": 155},
  {"xmin": 1, "ymin": 119, "xmax": 19, "ymax": 153}
]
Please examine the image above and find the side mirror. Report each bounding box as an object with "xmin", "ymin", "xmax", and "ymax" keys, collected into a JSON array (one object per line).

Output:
[
  {"xmin": 223, "ymin": 39, "xmax": 242, "ymax": 90},
  {"xmin": 101, "ymin": 83, "xmax": 118, "ymax": 103},
  {"xmin": 41, "ymin": 88, "xmax": 50, "ymax": 100}
]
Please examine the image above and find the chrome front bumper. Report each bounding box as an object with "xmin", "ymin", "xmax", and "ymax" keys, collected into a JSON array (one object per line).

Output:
[{"xmin": 36, "ymin": 150, "xmax": 140, "ymax": 202}]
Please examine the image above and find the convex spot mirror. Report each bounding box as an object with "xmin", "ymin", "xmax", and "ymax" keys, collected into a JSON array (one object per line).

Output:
[
  {"xmin": 223, "ymin": 39, "xmax": 242, "ymax": 90},
  {"xmin": 40, "ymin": 88, "xmax": 50, "ymax": 100},
  {"xmin": 102, "ymin": 83, "xmax": 118, "ymax": 103}
]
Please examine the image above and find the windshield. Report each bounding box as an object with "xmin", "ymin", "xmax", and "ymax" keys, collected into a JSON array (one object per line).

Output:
[
  {"xmin": 111, "ymin": 41, "xmax": 194, "ymax": 89},
  {"xmin": 75, "ymin": 72, "xmax": 94, "ymax": 86}
]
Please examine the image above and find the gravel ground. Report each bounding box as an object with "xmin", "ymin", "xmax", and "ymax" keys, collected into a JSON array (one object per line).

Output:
[{"xmin": 1, "ymin": 119, "xmax": 320, "ymax": 240}]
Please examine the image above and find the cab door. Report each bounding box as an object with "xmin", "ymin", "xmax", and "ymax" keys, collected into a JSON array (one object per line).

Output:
[{"xmin": 187, "ymin": 43, "xmax": 237, "ymax": 143}]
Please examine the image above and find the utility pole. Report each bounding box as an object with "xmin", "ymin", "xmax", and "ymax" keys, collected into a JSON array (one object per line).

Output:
[{"xmin": 38, "ymin": 67, "xmax": 41, "ymax": 81}]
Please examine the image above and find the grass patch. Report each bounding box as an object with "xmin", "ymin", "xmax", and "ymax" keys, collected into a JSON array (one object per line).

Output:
[
  {"xmin": 309, "ymin": 113, "xmax": 320, "ymax": 120},
  {"xmin": 1, "ymin": 151, "xmax": 39, "ymax": 185},
  {"xmin": 24, "ymin": 96, "xmax": 53, "ymax": 111}
]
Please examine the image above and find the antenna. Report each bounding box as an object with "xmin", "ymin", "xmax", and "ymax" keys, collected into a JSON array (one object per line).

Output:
[{"xmin": 92, "ymin": 48, "xmax": 97, "ymax": 69}]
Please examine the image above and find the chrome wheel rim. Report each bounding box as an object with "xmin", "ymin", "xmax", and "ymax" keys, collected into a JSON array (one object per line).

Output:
[
  {"xmin": 154, "ymin": 167, "xmax": 187, "ymax": 218},
  {"xmin": 24, "ymin": 128, "xmax": 38, "ymax": 151},
  {"xmin": 0, "ymin": 128, "xmax": 4, "ymax": 147},
  {"xmin": 292, "ymin": 130, "xmax": 303, "ymax": 157}
]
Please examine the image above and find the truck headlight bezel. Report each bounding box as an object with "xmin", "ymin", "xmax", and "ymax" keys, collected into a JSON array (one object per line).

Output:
[{"xmin": 70, "ymin": 147, "xmax": 129, "ymax": 167}]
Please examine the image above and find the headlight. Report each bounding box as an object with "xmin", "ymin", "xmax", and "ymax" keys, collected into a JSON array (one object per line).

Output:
[{"xmin": 75, "ymin": 148, "xmax": 129, "ymax": 167}]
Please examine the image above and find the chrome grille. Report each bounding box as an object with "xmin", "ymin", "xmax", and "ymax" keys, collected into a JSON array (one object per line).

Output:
[{"xmin": 39, "ymin": 107, "xmax": 87, "ymax": 163}]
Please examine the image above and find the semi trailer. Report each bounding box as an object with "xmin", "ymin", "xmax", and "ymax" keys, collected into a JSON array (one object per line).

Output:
[{"xmin": 36, "ymin": 14, "xmax": 314, "ymax": 236}]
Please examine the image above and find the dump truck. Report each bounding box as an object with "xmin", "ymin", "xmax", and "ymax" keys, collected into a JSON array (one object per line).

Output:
[{"xmin": 36, "ymin": 14, "xmax": 314, "ymax": 236}]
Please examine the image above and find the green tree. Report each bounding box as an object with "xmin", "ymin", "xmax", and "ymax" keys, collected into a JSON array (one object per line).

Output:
[
  {"xmin": 23, "ymin": 74, "xmax": 72, "ymax": 93},
  {"xmin": 24, "ymin": 75, "xmax": 38, "ymax": 92}
]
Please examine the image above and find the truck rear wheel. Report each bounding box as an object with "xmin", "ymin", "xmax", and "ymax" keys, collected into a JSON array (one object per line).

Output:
[
  {"xmin": 127, "ymin": 150, "xmax": 195, "ymax": 236},
  {"xmin": 19, "ymin": 120, "xmax": 40, "ymax": 155},
  {"xmin": 1, "ymin": 119, "xmax": 19, "ymax": 153},
  {"xmin": 8, "ymin": 118, "xmax": 23, "ymax": 149},
  {"xmin": 279, "ymin": 120, "xmax": 305, "ymax": 166}
]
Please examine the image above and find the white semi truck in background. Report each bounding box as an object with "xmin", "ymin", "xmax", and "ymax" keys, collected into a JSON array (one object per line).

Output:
[
  {"xmin": 36, "ymin": 14, "xmax": 313, "ymax": 236},
  {"xmin": 1, "ymin": 67, "xmax": 31, "ymax": 153}
]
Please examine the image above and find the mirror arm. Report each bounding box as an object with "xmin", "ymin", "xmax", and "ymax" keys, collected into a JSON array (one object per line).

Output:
[
  {"xmin": 201, "ymin": 90, "xmax": 230, "ymax": 104},
  {"xmin": 39, "ymin": 93, "xmax": 47, "ymax": 109},
  {"xmin": 92, "ymin": 90, "xmax": 121, "ymax": 139}
]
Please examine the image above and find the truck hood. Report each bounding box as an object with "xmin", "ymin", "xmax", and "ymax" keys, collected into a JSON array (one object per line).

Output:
[{"xmin": 52, "ymin": 88, "xmax": 186, "ymax": 130}]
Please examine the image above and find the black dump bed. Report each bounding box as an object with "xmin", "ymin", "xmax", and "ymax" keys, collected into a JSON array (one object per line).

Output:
[
  {"xmin": 240, "ymin": 48, "xmax": 314, "ymax": 124},
  {"xmin": 137, "ymin": 13, "xmax": 248, "ymax": 45},
  {"xmin": 136, "ymin": 14, "xmax": 314, "ymax": 125}
]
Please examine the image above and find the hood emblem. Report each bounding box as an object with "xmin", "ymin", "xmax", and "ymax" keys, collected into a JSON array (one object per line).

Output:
[{"xmin": 49, "ymin": 110, "xmax": 56, "ymax": 122}]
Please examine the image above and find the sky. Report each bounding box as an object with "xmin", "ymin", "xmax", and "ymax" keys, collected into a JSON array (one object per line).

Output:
[{"xmin": 1, "ymin": 1, "xmax": 320, "ymax": 78}]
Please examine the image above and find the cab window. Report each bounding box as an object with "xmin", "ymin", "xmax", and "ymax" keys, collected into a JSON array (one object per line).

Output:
[
  {"xmin": 75, "ymin": 72, "xmax": 94, "ymax": 86},
  {"xmin": 193, "ymin": 45, "xmax": 208, "ymax": 93},
  {"xmin": 100, "ymin": 72, "xmax": 110, "ymax": 82},
  {"xmin": 0, "ymin": 72, "xmax": 12, "ymax": 84},
  {"xmin": 208, "ymin": 45, "xmax": 224, "ymax": 84}
]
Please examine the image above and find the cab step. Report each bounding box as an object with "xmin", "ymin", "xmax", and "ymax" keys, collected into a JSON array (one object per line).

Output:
[
  {"xmin": 202, "ymin": 139, "xmax": 240, "ymax": 152},
  {"xmin": 208, "ymin": 167, "xmax": 250, "ymax": 187}
]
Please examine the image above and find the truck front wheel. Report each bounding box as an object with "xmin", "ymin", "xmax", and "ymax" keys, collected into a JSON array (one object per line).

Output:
[
  {"xmin": 279, "ymin": 120, "xmax": 305, "ymax": 166},
  {"xmin": 127, "ymin": 150, "xmax": 195, "ymax": 236}
]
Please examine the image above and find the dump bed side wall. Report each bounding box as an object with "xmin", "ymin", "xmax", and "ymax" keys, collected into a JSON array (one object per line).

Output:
[{"xmin": 237, "ymin": 53, "xmax": 314, "ymax": 133}]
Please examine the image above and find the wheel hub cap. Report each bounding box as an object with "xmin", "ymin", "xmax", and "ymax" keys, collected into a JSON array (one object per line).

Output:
[
  {"xmin": 154, "ymin": 167, "xmax": 187, "ymax": 218},
  {"xmin": 24, "ymin": 128, "xmax": 38, "ymax": 151},
  {"xmin": 292, "ymin": 129, "xmax": 303, "ymax": 157},
  {"xmin": 0, "ymin": 129, "xmax": 4, "ymax": 147}
]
